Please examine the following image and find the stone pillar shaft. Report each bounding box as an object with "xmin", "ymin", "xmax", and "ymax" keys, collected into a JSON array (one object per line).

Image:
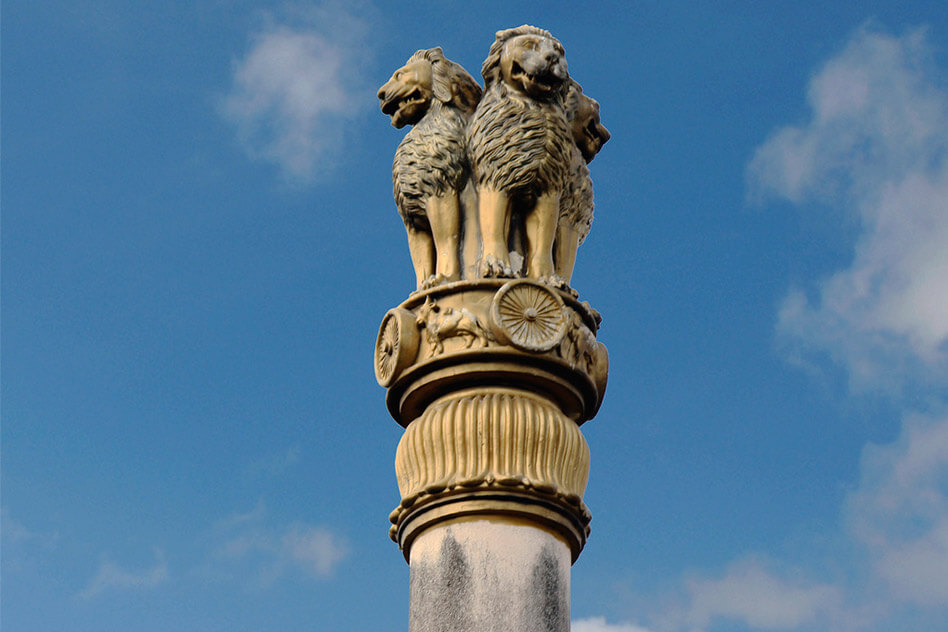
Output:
[{"xmin": 409, "ymin": 518, "xmax": 570, "ymax": 632}]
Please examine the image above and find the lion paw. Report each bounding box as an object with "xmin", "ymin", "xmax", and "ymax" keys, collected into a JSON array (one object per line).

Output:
[
  {"xmin": 421, "ymin": 274, "xmax": 454, "ymax": 290},
  {"xmin": 539, "ymin": 274, "xmax": 574, "ymax": 294},
  {"xmin": 479, "ymin": 255, "xmax": 514, "ymax": 279}
]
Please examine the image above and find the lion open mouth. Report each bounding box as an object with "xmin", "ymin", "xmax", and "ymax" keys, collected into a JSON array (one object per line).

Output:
[
  {"xmin": 382, "ymin": 88, "xmax": 427, "ymax": 127},
  {"xmin": 584, "ymin": 119, "xmax": 604, "ymax": 150},
  {"xmin": 510, "ymin": 61, "xmax": 561, "ymax": 96}
]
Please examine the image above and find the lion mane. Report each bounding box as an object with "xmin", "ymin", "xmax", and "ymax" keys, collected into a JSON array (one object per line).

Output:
[
  {"xmin": 467, "ymin": 26, "xmax": 572, "ymax": 197},
  {"xmin": 561, "ymin": 81, "xmax": 595, "ymax": 245}
]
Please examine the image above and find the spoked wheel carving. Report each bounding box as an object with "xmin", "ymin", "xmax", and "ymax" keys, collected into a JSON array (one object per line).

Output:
[
  {"xmin": 375, "ymin": 308, "xmax": 419, "ymax": 386},
  {"xmin": 490, "ymin": 280, "xmax": 567, "ymax": 352}
]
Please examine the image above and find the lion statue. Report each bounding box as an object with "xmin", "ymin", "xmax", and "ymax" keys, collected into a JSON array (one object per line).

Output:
[
  {"xmin": 555, "ymin": 80, "xmax": 611, "ymax": 287},
  {"xmin": 378, "ymin": 47, "xmax": 482, "ymax": 290},
  {"xmin": 466, "ymin": 25, "xmax": 573, "ymax": 282}
]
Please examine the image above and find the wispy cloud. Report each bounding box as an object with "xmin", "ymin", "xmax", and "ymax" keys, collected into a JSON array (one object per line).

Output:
[
  {"xmin": 848, "ymin": 411, "xmax": 948, "ymax": 606},
  {"xmin": 1, "ymin": 507, "xmax": 59, "ymax": 575},
  {"xmin": 572, "ymin": 617, "xmax": 654, "ymax": 632},
  {"xmin": 243, "ymin": 444, "xmax": 301, "ymax": 480},
  {"xmin": 210, "ymin": 502, "xmax": 348, "ymax": 588},
  {"xmin": 747, "ymin": 26, "xmax": 948, "ymax": 392},
  {"xmin": 77, "ymin": 550, "xmax": 169, "ymax": 600},
  {"xmin": 280, "ymin": 523, "xmax": 347, "ymax": 577},
  {"xmin": 221, "ymin": 3, "xmax": 371, "ymax": 183},
  {"xmin": 656, "ymin": 558, "xmax": 843, "ymax": 631},
  {"xmin": 1, "ymin": 507, "xmax": 59, "ymax": 549}
]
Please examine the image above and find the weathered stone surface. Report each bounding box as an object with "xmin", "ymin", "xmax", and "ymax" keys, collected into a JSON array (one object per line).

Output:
[{"xmin": 408, "ymin": 519, "xmax": 570, "ymax": 632}]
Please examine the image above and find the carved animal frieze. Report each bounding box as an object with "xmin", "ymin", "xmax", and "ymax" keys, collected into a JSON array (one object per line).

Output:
[
  {"xmin": 415, "ymin": 296, "xmax": 493, "ymax": 357},
  {"xmin": 558, "ymin": 311, "xmax": 598, "ymax": 373}
]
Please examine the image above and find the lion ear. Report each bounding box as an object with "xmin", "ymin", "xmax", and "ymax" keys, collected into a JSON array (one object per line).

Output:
[
  {"xmin": 454, "ymin": 77, "xmax": 482, "ymax": 113},
  {"xmin": 480, "ymin": 37, "xmax": 505, "ymax": 86},
  {"xmin": 445, "ymin": 62, "xmax": 482, "ymax": 113},
  {"xmin": 430, "ymin": 63, "xmax": 452, "ymax": 103},
  {"xmin": 426, "ymin": 48, "xmax": 453, "ymax": 103}
]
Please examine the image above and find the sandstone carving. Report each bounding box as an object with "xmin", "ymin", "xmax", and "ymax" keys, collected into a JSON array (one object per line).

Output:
[
  {"xmin": 375, "ymin": 308, "xmax": 421, "ymax": 387},
  {"xmin": 379, "ymin": 48, "xmax": 482, "ymax": 290},
  {"xmin": 416, "ymin": 297, "xmax": 492, "ymax": 356},
  {"xmin": 467, "ymin": 26, "xmax": 573, "ymax": 282},
  {"xmin": 391, "ymin": 389, "xmax": 591, "ymax": 555},
  {"xmin": 558, "ymin": 310, "xmax": 598, "ymax": 373},
  {"xmin": 555, "ymin": 80, "xmax": 611, "ymax": 285},
  {"xmin": 376, "ymin": 29, "xmax": 610, "ymax": 578},
  {"xmin": 378, "ymin": 28, "xmax": 609, "ymax": 292},
  {"xmin": 490, "ymin": 280, "xmax": 567, "ymax": 352}
]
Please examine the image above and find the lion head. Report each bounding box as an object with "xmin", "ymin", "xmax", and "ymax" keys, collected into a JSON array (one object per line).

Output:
[
  {"xmin": 481, "ymin": 25, "xmax": 568, "ymax": 100},
  {"xmin": 378, "ymin": 47, "xmax": 482, "ymax": 128},
  {"xmin": 564, "ymin": 80, "xmax": 610, "ymax": 163}
]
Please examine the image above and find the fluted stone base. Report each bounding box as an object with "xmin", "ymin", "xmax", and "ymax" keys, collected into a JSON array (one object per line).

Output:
[
  {"xmin": 391, "ymin": 388, "xmax": 591, "ymax": 561},
  {"xmin": 409, "ymin": 517, "xmax": 570, "ymax": 632}
]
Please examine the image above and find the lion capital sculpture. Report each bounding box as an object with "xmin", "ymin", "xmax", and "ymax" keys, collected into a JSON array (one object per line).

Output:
[
  {"xmin": 556, "ymin": 79, "xmax": 611, "ymax": 286},
  {"xmin": 466, "ymin": 25, "xmax": 573, "ymax": 282},
  {"xmin": 378, "ymin": 47, "xmax": 482, "ymax": 290}
]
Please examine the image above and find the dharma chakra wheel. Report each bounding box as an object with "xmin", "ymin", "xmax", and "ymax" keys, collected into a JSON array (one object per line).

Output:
[
  {"xmin": 490, "ymin": 280, "xmax": 567, "ymax": 352},
  {"xmin": 375, "ymin": 308, "xmax": 419, "ymax": 387}
]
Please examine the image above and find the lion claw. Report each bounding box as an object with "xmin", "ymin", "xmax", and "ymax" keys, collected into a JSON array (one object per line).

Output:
[
  {"xmin": 539, "ymin": 274, "xmax": 574, "ymax": 295},
  {"xmin": 479, "ymin": 255, "xmax": 514, "ymax": 279},
  {"xmin": 421, "ymin": 274, "xmax": 454, "ymax": 290}
]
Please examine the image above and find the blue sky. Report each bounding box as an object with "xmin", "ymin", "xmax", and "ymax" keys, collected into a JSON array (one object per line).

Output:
[{"xmin": 3, "ymin": 2, "xmax": 948, "ymax": 631}]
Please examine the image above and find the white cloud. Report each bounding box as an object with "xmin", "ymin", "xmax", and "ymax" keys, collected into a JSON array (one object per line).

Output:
[
  {"xmin": 281, "ymin": 524, "xmax": 348, "ymax": 578},
  {"xmin": 747, "ymin": 26, "xmax": 948, "ymax": 390},
  {"xmin": 77, "ymin": 550, "xmax": 168, "ymax": 600},
  {"xmin": 848, "ymin": 412, "xmax": 948, "ymax": 606},
  {"xmin": 212, "ymin": 504, "xmax": 348, "ymax": 587},
  {"xmin": 222, "ymin": 4, "xmax": 370, "ymax": 182},
  {"xmin": 572, "ymin": 617, "xmax": 654, "ymax": 632},
  {"xmin": 1, "ymin": 507, "xmax": 60, "ymax": 575},
  {"xmin": 1, "ymin": 507, "xmax": 58, "ymax": 549},
  {"xmin": 656, "ymin": 558, "xmax": 842, "ymax": 631}
]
